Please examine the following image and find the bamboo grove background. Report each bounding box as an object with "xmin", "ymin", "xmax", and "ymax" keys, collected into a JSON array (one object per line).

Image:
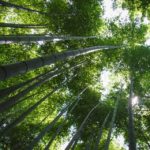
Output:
[{"xmin": 0, "ymin": 0, "xmax": 150, "ymax": 150}]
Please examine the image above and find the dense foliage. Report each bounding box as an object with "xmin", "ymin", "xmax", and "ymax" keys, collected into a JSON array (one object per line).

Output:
[{"xmin": 0, "ymin": 0, "xmax": 150, "ymax": 150}]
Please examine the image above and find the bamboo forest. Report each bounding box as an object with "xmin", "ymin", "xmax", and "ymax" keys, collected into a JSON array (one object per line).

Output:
[{"xmin": 0, "ymin": 0, "xmax": 150, "ymax": 149}]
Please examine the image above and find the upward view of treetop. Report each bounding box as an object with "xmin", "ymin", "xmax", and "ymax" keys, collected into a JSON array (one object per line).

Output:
[{"xmin": 0, "ymin": 0, "xmax": 149, "ymax": 150}]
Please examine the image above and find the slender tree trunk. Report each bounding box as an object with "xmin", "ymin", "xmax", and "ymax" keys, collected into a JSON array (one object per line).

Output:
[
  {"xmin": 44, "ymin": 87, "xmax": 88, "ymax": 150},
  {"xmin": 27, "ymin": 102, "xmax": 72, "ymax": 150},
  {"xmin": 4, "ymin": 108, "xmax": 51, "ymax": 139},
  {"xmin": 0, "ymin": 66, "xmax": 58, "ymax": 99},
  {"xmin": 0, "ymin": 0, "xmax": 46, "ymax": 14},
  {"xmin": 44, "ymin": 122, "xmax": 65, "ymax": 150},
  {"xmin": 0, "ymin": 69, "xmax": 61, "ymax": 113},
  {"xmin": 128, "ymin": 77, "xmax": 136, "ymax": 150},
  {"xmin": 0, "ymin": 80, "xmax": 66, "ymax": 136},
  {"xmin": 0, "ymin": 23, "xmax": 47, "ymax": 28},
  {"xmin": 65, "ymin": 103, "xmax": 100, "ymax": 150},
  {"xmin": 0, "ymin": 62, "xmax": 84, "ymax": 113},
  {"xmin": 71, "ymin": 136, "xmax": 80, "ymax": 150},
  {"xmin": 104, "ymin": 98, "xmax": 119, "ymax": 150},
  {"xmin": 0, "ymin": 34, "xmax": 98, "ymax": 43},
  {"xmin": 94, "ymin": 112, "xmax": 110, "ymax": 150},
  {"xmin": 0, "ymin": 45, "xmax": 120, "ymax": 81},
  {"xmin": 0, "ymin": 60, "xmax": 68, "ymax": 98}
]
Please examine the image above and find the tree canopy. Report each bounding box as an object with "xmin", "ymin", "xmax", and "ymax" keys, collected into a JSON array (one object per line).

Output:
[{"xmin": 0, "ymin": 0, "xmax": 150, "ymax": 150}]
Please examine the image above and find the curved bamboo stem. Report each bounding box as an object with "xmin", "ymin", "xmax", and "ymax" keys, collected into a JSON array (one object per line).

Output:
[
  {"xmin": 0, "ymin": 23, "xmax": 47, "ymax": 28},
  {"xmin": 0, "ymin": 45, "xmax": 120, "ymax": 81},
  {"xmin": 65, "ymin": 103, "xmax": 100, "ymax": 150}
]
